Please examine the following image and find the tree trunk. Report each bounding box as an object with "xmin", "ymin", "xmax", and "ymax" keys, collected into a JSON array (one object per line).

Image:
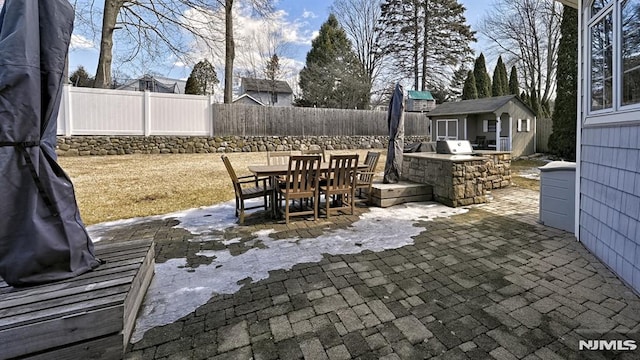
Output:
[
  {"xmin": 421, "ymin": 0, "xmax": 428, "ymax": 91},
  {"xmin": 412, "ymin": 4, "xmax": 419, "ymax": 90},
  {"xmin": 94, "ymin": 0, "xmax": 121, "ymax": 89},
  {"xmin": 224, "ymin": 0, "xmax": 235, "ymax": 103}
]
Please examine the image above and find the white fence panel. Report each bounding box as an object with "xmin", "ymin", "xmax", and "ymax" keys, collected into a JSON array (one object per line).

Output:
[
  {"xmin": 148, "ymin": 93, "xmax": 211, "ymax": 135},
  {"xmin": 56, "ymin": 87, "xmax": 67, "ymax": 135},
  {"xmin": 70, "ymin": 87, "xmax": 145, "ymax": 135}
]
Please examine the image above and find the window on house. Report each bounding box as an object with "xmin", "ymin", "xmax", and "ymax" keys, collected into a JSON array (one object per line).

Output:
[
  {"xmin": 517, "ymin": 119, "xmax": 531, "ymax": 132},
  {"xmin": 483, "ymin": 120, "xmax": 497, "ymax": 133},
  {"xmin": 140, "ymin": 80, "xmax": 154, "ymax": 91},
  {"xmin": 436, "ymin": 119, "xmax": 458, "ymax": 140},
  {"xmin": 591, "ymin": 0, "xmax": 611, "ymax": 16},
  {"xmin": 622, "ymin": 0, "xmax": 640, "ymax": 106},
  {"xmin": 587, "ymin": 0, "xmax": 640, "ymax": 122},
  {"xmin": 590, "ymin": 11, "xmax": 613, "ymax": 111},
  {"xmin": 271, "ymin": 92, "xmax": 278, "ymax": 105}
]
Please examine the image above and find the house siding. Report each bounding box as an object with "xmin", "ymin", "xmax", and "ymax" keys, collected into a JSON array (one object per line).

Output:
[
  {"xmin": 245, "ymin": 91, "xmax": 292, "ymax": 107},
  {"xmin": 580, "ymin": 125, "xmax": 640, "ymax": 292}
]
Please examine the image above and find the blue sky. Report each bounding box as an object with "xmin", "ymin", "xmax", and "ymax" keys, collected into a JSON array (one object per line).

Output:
[{"xmin": 68, "ymin": 0, "xmax": 491, "ymax": 82}]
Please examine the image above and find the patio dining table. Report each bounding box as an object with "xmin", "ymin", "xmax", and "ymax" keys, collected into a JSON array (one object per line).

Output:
[{"xmin": 248, "ymin": 162, "xmax": 368, "ymax": 218}]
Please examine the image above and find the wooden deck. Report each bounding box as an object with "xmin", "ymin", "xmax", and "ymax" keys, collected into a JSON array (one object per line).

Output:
[
  {"xmin": 0, "ymin": 239, "xmax": 155, "ymax": 360},
  {"xmin": 368, "ymin": 181, "xmax": 433, "ymax": 207}
]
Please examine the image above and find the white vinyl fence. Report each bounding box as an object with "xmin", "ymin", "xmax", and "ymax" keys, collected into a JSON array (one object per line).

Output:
[
  {"xmin": 57, "ymin": 86, "xmax": 429, "ymax": 137},
  {"xmin": 57, "ymin": 86, "xmax": 213, "ymax": 136}
]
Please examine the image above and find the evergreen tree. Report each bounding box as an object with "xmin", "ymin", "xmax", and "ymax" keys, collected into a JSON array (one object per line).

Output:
[
  {"xmin": 448, "ymin": 65, "xmax": 470, "ymax": 100},
  {"xmin": 548, "ymin": 5, "xmax": 578, "ymax": 161},
  {"xmin": 185, "ymin": 59, "xmax": 219, "ymax": 95},
  {"xmin": 264, "ymin": 54, "xmax": 282, "ymax": 105},
  {"xmin": 509, "ymin": 65, "xmax": 520, "ymax": 96},
  {"xmin": 462, "ymin": 70, "xmax": 478, "ymax": 100},
  {"xmin": 298, "ymin": 14, "xmax": 369, "ymax": 109},
  {"xmin": 529, "ymin": 86, "xmax": 541, "ymax": 115},
  {"xmin": 473, "ymin": 53, "xmax": 491, "ymax": 98},
  {"xmin": 265, "ymin": 54, "xmax": 280, "ymax": 82},
  {"xmin": 379, "ymin": 0, "xmax": 475, "ymax": 91},
  {"xmin": 491, "ymin": 55, "xmax": 509, "ymax": 96},
  {"xmin": 69, "ymin": 66, "xmax": 94, "ymax": 87}
]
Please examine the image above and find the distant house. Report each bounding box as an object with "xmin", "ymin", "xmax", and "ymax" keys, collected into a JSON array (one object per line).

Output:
[
  {"xmin": 240, "ymin": 77, "xmax": 293, "ymax": 107},
  {"xmin": 232, "ymin": 93, "xmax": 266, "ymax": 106},
  {"xmin": 554, "ymin": 0, "xmax": 640, "ymax": 294},
  {"xmin": 406, "ymin": 90, "xmax": 436, "ymax": 112},
  {"xmin": 116, "ymin": 75, "xmax": 186, "ymax": 94},
  {"xmin": 426, "ymin": 95, "xmax": 536, "ymax": 157}
]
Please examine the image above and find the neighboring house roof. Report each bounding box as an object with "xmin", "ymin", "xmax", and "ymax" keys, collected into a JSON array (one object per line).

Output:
[
  {"xmin": 427, "ymin": 95, "xmax": 533, "ymax": 117},
  {"xmin": 408, "ymin": 90, "xmax": 435, "ymax": 101},
  {"xmin": 116, "ymin": 75, "xmax": 187, "ymax": 94},
  {"xmin": 241, "ymin": 77, "xmax": 293, "ymax": 94},
  {"xmin": 232, "ymin": 93, "xmax": 266, "ymax": 106}
]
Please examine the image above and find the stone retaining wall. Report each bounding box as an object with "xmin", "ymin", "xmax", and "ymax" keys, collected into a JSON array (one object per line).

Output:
[
  {"xmin": 55, "ymin": 135, "xmax": 430, "ymax": 157},
  {"xmin": 401, "ymin": 152, "xmax": 511, "ymax": 207}
]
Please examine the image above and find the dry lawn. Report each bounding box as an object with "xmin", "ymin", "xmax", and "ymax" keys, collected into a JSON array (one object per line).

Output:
[
  {"xmin": 60, "ymin": 152, "xmax": 542, "ymax": 225},
  {"xmin": 59, "ymin": 150, "xmax": 386, "ymax": 225},
  {"xmin": 510, "ymin": 158, "xmax": 547, "ymax": 192}
]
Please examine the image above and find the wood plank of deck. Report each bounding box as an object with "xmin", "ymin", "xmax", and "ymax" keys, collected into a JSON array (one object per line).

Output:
[
  {"xmin": 369, "ymin": 181, "xmax": 433, "ymax": 207},
  {"xmin": 0, "ymin": 239, "xmax": 154, "ymax": 360}
]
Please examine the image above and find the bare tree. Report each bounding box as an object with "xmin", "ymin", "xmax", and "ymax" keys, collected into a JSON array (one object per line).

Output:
[
  {"xmin": 331, "ymin": 0, "xmax": 387, "ymax": 98},
  {"xmin": 233, "ymin": 16, "xmax": 293, "ymax": 81},
  {"xmin": 222, "ymin": 0, "xmax": 273, "ymax": 103},
  {"xmin": 480, "ymin": 0, "xmax": 562, "ymax": 116},
  {"xmin": 75, "ymin": 0, "xmax": 272, "ymax": 96},
  {"xmin": 74, "ymin": 0, "xmax": 222, "ymax": 88}
]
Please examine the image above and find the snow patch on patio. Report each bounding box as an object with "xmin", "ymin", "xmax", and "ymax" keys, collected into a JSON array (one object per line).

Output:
[{"xmin": 89, "ymin": 200, "xmax": 467, "ymax": 343}]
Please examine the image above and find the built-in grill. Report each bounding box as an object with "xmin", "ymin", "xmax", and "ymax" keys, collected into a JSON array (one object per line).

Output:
[{"xmin": 435, "ymin": 140, "xmax": 475, "ymax": 155}]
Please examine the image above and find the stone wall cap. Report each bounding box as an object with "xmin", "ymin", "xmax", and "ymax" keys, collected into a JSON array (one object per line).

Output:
[{"xmin": 403, "ymin": 153, "xmax": 489, "ymax": 162}]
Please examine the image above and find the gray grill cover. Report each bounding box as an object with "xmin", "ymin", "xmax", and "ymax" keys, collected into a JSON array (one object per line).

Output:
[
  {"xmin": 0, "ymin": 0, "xmax": 100, "ymax": 286},
  {"xmin": 383, "ymin": 83, "xmax": 405, "ymax": 183}
]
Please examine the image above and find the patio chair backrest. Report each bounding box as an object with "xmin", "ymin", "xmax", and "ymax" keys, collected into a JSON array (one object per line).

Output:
[
  {"xmin": 363, "ymin": 151, "xmax": 381, "ymax": 172},
  {"xmin": 221, "ymin": 155, "xmax": 241, "ymax": 193},
  {"xmin": 302, "ymin": 148, "xmax": 326, "ymax": 162},
  {"xmin": 283, "ymin": 155, "xmax": 321, "ymax": 194},
  {"xmin": 326, "ymin": 154, "xmax": 359, "ymax": 191},
  {"xmin": 358, "ymin": 151, "xmax": 380, "ymax": 185},
  {"xmin": 267, "ymin": 151, "xmax": 292, "ymax": 166}
]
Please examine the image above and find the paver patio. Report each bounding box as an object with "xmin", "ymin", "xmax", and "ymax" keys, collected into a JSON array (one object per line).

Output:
[{"xmin": 91, "ymin": 188, "xmax": 640, "ymax": 359}]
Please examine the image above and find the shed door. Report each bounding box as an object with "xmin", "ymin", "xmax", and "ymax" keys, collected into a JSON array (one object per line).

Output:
[{"xmin": 436, "ymin": 119, "xmax": 458, "ymax": 140}]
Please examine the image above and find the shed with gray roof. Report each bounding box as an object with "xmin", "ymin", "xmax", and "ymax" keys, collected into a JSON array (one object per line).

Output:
[{"xmin": 427, "ymin": 95, "xmax": 537, "ymax": 157}]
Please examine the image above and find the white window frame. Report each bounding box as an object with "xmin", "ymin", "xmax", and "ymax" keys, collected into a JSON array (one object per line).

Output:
[
  {"xmin": 517, "ymin": 118, "xmax": 531, "ymax": 132},
  {"xmin": 436, "ymin": 119, "xmax": 458, "ymax": 140},
  {"xmin": 585, "ymin": 0, "xmax": 640, "ymax": 125},
  {"xmin": 482, "ymin": 119, "xmax": 497, "ymax": 133}
]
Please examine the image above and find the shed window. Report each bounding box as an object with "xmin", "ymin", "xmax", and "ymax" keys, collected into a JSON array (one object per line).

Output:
[
  {"xmin": 482, "ymin": 120, "xmax": 497, "ymax": 133},
  {"xmin": 436, "ymin": 119, "xmax": 458, "ymax": 140},
  {"xmin": 517, "ymin": 119, "xmax": 531, "ymax": 132}
]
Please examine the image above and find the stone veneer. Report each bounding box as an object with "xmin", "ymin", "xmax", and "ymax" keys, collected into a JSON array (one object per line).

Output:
[
  {"xmin": 401, "ymin": 151, "xmax": 511, "ymax": 207},
  {"xmin": 55, "ymin": 136, "xmax": 430, "ymax": 156}
]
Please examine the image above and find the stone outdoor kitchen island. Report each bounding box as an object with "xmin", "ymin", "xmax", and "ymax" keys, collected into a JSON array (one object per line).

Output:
[{"xmin": 401, "ymin": 151, "xmax": 511, "ymax": 207}]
